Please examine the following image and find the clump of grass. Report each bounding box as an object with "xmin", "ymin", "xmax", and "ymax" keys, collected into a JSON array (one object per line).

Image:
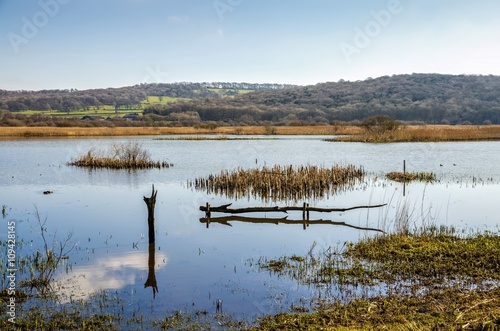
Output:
[
  {"xmin": 386, "ymin": 171, "xmax": 436, "ymax": 182},
  {"xmin": 68, "ymin": 142, "xmax": 173, "ymax": 169},
  {"xmin": 190, "ymin": 164, "xmax": 364, "ymax": 202}
]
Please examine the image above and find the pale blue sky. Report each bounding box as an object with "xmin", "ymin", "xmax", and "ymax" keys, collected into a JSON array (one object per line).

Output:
[{"xmin": 1, "ymin": 0, "xmax": 500, "ymax": 90}]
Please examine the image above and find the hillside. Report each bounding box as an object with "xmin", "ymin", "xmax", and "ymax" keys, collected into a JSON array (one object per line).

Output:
[
  {"xmin": 0, "ymin": 82, "xmax": 300, "ymax": 112},
  {"xmin": 145, "ymin": 74, "xmax": 500, "ymax": 125},
  {"xmin": 1, "ymin": 74, "xmax": 499, "ymax": 126}
]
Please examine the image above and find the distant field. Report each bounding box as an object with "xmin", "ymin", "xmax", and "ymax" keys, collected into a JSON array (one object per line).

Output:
[
  {"xmin": 15, "ymin": 95, "xmax": 187, "ymax": 118},
  {"xmin": 11, "ymin": 90, "xmax": 250, "ymax": 118},
  {"xmin": 141, "ymin": 96, "xmax": 189, "ymax": 106},
  {"xmin": 20, "ymin": 107, "xmax": 142, "ymax": 118}
]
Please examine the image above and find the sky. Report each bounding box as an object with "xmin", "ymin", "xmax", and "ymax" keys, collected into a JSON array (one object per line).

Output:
[{"xmin": 1, "ymin": 0, "xmax": 500, "ymax": 90}]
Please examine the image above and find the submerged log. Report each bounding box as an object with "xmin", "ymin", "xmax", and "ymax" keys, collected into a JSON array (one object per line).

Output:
[{"xmin": 199, "ymin": 203, "xmax": 387, "ymax": 215}]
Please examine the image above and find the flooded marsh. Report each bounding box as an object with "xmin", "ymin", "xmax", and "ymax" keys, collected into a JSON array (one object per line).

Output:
[{"xmin": 1, "ymin": 136, "xmax": 500, "ymax": 328}]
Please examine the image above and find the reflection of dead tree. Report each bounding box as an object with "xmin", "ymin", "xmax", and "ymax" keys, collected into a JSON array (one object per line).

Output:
[
  {"xmin": 144, "ymin": 243, "xmax": 158, "ymax": 298},
  {"xmin": 200, "ymin": 216, "xmax": 386, "ymax": 233},
  {"xmin": 143, "ymin": 185, "xmax": 158, "ymax": 297}
]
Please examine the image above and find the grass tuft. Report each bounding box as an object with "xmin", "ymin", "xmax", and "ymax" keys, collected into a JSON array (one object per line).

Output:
[{"xmin": 68, "ymin": 142, "xmax": 173, "ymax": 170}]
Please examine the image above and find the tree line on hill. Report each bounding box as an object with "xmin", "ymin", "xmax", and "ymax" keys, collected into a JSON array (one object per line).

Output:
[
  {"xmin": 144, "ymin": 74, "xmax": 500, "ymax": 125},
  {"xmin": 0, "ymin": 82, "xmax": 299, "ymax": 113},
  {"xmin": 0, "ymin": 74, "xmax": 499, "ymax": 126}
]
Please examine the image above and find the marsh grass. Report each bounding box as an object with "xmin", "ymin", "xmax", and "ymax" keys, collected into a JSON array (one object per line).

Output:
[
  {"xmin": 329, "ymin": 125, "xmax": 500, "ymax": 142},
  {"xmin": 254, "ymin": 226, "xmax": 500, "ymax": 330},
  {"xmin": 68, "ymin": 142, "xmax": 173, "ymax": 169},
  {"xmin": 191, "ymin": 164, "xmax": 365, "ymax": 202},
  {"xmin": 386, "ymin": 171, "xmax": 436, "ymax": 182},
  {"xmin": 0, "ymin": 125, "xmax": 355, "ymax": 137}
]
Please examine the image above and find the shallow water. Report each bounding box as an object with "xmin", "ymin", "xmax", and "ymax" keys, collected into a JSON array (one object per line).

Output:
[{"xmin": 0, "ymin": 136, "xmax": 499, "ymax": 320}]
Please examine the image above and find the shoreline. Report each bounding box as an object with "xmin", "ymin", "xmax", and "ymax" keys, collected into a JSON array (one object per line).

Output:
[
  {"xmin": 0, "ymin": 125, "xmax": 350, "ymax": 137},
  {"xmin": 1, "ymin": 125, "xmax": 500, "ymax": 142}
]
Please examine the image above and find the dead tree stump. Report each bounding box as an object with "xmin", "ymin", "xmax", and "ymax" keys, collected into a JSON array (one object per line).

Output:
[{"xmin": 143, "ymin": 184, "xmax": 157, "ymax": 244}]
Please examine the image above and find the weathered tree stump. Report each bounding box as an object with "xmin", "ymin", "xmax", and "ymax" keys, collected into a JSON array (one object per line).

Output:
[
  {"xmin": 143, "ymin": 185, "xmax": 159, "ymax": 297},
  {"xmin": 143, "ymin": 184, "xmax": 157, "ymax": 244}
]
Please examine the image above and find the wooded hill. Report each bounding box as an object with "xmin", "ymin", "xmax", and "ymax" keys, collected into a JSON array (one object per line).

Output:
[
  {"xmin": 1, "ymin": 74, "xmax": 499, "ymax": 126},
  {"xmin": 145, "ymin": 74, "xmax": 500, "ymax": 125},
  {"xmin": 0, "ymin": 82, "xmax": 300, "ymax": 112}
]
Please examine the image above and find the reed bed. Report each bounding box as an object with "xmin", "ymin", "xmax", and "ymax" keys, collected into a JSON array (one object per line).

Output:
[
  {"xmin": 0, "ymin": 125, "xmax": 353, "ymax": 137},
  {"xmin": 68, "ymin": 142, "xmax": 173, "ymax": 170},
  {"xmin": 330, "ymin": 125, "xmax": 500, "ymax": 142},
  {"xmin": 190, "ymin": 164, "xmax": 364, "ymax": 202}
]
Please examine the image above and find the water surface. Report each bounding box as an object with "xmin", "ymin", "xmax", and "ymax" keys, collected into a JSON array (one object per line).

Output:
[{"xmin": 1, "ymin": 136, "xmax": 499, "ymax": 320}]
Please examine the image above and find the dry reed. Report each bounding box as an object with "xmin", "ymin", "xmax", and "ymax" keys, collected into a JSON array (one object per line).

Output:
[
  {"xmin": 68, "ymin": 142, "xmax": 173, "ymax": 170},
  {"xmin": 0, "ymin": 125, "xmax": 358, "ymax": 137},
  {"xmin": 331, "ymin": 125, "xmax": 500, "ymax": 142},
  {"xmin": 190, "ymin": 164, "xmax": 364, "ymax": 202}
]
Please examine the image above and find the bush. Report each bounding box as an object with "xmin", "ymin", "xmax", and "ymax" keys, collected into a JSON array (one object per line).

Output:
[{"xmin": 360, "ymin": 115, "xmax": 402, "ymax": 134}]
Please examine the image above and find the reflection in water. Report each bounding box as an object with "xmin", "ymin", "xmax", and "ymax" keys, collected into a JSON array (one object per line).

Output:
[
  {"xmin": 200, "ymin": 216, "xmax": 385, "ymax": 233},
  {"xmin": 144, "ymin": 243, "xmax": 159, "ymax": 298},
  {"xmin": 56, "ymin": 249, "xmax": 167, "ymax": 303}
]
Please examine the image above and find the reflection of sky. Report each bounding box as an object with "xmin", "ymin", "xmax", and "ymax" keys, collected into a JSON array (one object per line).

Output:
[{"xmin": 56, "ymin": 250, "xmax": 167, "ymax": 302}]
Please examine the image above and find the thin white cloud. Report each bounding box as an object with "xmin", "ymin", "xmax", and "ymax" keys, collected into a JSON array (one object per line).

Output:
[{"xmin": 55, "ymin": 250, "xmax": 168, "ymax": 303}]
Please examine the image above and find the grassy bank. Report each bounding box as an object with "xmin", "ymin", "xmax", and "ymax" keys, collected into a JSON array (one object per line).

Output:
[{"xmin": 252, "ymin": 228, "xmax": 500, "ymax": 330}]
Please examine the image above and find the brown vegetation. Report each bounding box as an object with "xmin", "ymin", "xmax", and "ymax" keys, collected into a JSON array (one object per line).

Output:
[
  {"xmin": 68, "ymin": 142, "xmax": 172, "ymax": 169},
  {"xmin": 2, "ymin": 125, "xmax": 500, "ymax": 142},
  {"xmin": 0, "ymin": 125, "xmax": 359, "ymax": 137},
  {"xmin": 190, "ymin": 164, "xmax": 364, "ymax": 202},
  {"xmin": 330, "ymin": 125, "xmax": 500, "ymax": 142},
  {"xmin": 386, "ymin": 171, "xmax": 436, "ymax": 182}
]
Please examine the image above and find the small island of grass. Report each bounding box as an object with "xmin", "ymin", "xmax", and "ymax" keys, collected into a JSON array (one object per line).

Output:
[
  {"xmin": 386, "ymin": 171, "xmax": 436, "ymax": 182},
  {"xmin": 68, "ymin": 142, "xmax": 172, "ymax": 170}
]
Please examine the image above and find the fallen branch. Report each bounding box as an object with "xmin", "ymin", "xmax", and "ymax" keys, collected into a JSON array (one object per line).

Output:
[{"xmin": 199, "ymin": 203, "xmax": 387, "ymax": 214}]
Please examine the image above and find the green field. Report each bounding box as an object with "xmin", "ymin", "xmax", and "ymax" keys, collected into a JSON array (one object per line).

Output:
[
  {"xmin": 14, "ymin": 90, "xmax": 250, "ymax": 118},
  {"xmin": 19, "ymin": 107, "xmax": 142, "ymax": 118},
  {"xmin": 16, "ymin": 96, "xmax": 187, "ymax": 118}
]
